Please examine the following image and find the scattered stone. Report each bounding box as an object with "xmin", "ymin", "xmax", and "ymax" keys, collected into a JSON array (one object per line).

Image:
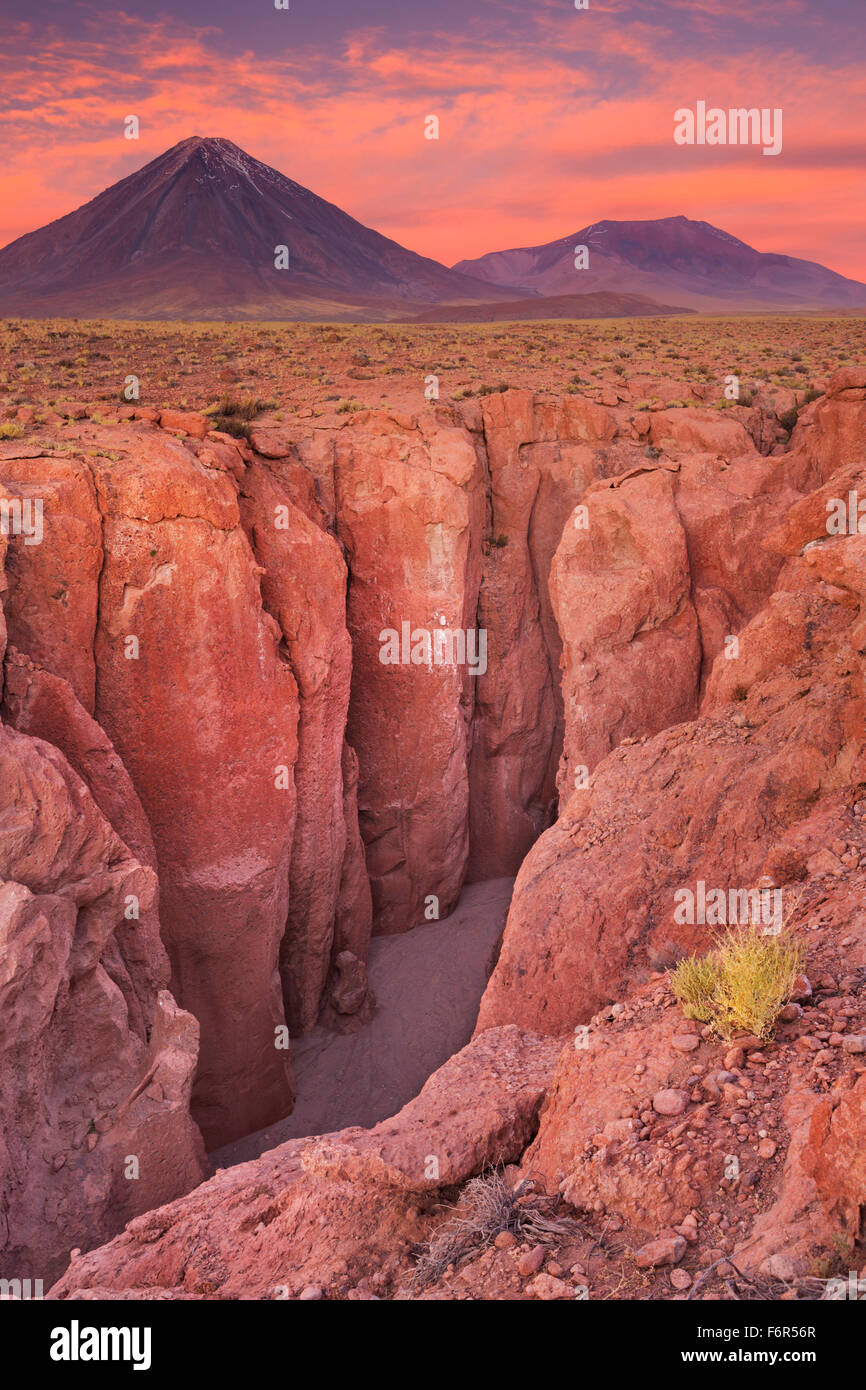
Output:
[
  {"xmin": 778, "ymin": 1002, "xmax": 802, "ymax": 1022},
  {"xmin": 159, "ymin": 409, "xmax": 210, "ymax": 439},
  {"xmin": 527, "ymin": 1273, "xmax": 573, "ymax": 1300},
  {"xmin": 761, "ymin": 1253, "xmax": 797, "ymax": 1281},
  {"xmin": 634, "ymin": 1233, "xmax": 686, "ymax": 1268},
  {"xmin": 517, "ymin": 1244, "xmax": 546, "ymax": 1277},
  {"xmin": 674, "ymin": 1214, "xmax": 699, "ymax": 1243},
  {"xmin": 700, "ymin": 1076, "xmax": 721, "ymax": 1101},
  {"xmin": 652, "ymin": 1088, "xmax": 689, "ymax": 1116}
]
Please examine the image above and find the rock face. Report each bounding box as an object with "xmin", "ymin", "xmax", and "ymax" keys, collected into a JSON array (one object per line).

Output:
[
  {"xmin": 331, "ymin": 395, "xmax": 655, "ymax": 923},
  {"xmin": 0, "ymin": 451, "xmax": 102, "ymax": 709},
  {"xmin": 0, "ymin": 484, "xmax": 207, "ymax": 1286},
  {"xmin": 0, "ymin": 717, "xmax": 206, "ymax": 1284},
  {"xmin": 197, "ymin": 397, "xmax": 672, "ymax": 937},
  {"xmin": 335, "ymin": 409, "xmax": 487, "ymax": 935},
  {"xmin": 477, "ymin": 391, "xmax": 866, "ymax": 1036},
  {"xmin": 47, "ymin": 1027, "xmax": 559, "ymax": 1300},
  {"xmin": 465, "ymin": 392, "xmax": 620, "ymax": 880},
  {"xmin": 0, "ymin": 430, "xmax": 319, "ymax": 1146},
  {"xmin": 85, "ymin": 436, "xmax": 298, "ymax": 1147},
  {"xmin": 551, "ymin": 466, "xmax": 701, "ymax": 791},
  {"xmin": 804, "ymin": 1072, "xmax": 866, "ymax": 1235},
  {"xmin": 333, "ymin": 394, "xmax": 619, "ymax": 920},
  {"xmin": 237, "ymin": 455, "xmax": 367, "ymax": 1036}
]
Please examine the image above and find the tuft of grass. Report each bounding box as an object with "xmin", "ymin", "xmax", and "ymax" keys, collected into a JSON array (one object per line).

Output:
[
  {"xmin": 670, "ymin": 925, "xmax": 805, "ymax": 1042},
  {"xmin": 670, "ymin": 953, "xmax": 719, "ymax": 1021},
  {"xmin": 205, "ymin": 392, "xmax": 270, "ymax": 438},
  {"xmin": 0, "ymin": 422, "xmax": 25, "ymax": 439},
  {"xmin": 213, "ymin": 393, "xmax": 266, "ymax": 420},
  {"xmin": 213, "ymin": 417, "xmax": 251, "ymax": 440}
]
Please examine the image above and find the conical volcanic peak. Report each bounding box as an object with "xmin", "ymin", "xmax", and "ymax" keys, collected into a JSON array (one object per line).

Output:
[{"xmin": 0, "ymin": 138, "xmax": 521, "ymax": 320}]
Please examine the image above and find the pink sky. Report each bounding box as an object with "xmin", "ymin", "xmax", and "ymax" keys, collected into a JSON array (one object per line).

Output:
[{"xmin": 1, "ymin": 0, "xmax": 864, "ymax": 279}]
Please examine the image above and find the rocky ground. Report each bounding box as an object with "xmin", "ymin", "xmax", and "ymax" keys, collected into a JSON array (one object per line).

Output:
[{"xmin": 1, "ymin": 322, "xmax": 864, "ymax": 1300}]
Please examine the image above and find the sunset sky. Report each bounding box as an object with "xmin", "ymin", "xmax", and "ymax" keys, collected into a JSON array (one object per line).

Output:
[{"xmin": 1, "ymin": 0, "xmax": 865, "ymax": 278}]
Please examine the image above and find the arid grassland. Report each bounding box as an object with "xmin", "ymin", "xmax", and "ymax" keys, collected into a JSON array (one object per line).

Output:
[{"xmin": 1, "ymin": 316, "xmax": 863, "ymax": 436}]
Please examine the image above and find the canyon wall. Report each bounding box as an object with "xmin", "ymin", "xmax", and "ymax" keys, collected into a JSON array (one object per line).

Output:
[
  {"xmin": 477, "ymin": 371, "xmax": 866, "ymax": 1036},
  {"xmin": 0, "ymin": 507, "xmax": 207, "ymax": 1282}
]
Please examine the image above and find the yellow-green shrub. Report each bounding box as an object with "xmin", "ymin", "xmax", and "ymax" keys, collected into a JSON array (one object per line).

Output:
[{"xmin": 670, "ymin": 926, "xmax": 805, "ymax": 1042}]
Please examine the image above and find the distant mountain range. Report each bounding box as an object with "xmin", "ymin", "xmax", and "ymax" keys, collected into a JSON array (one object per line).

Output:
[
  {"xmin": 0, "ymin": 140, "xmax": 863, "ymax": 320},
  {"xmin": 407, "ymin": 290, "xmax": 694, "ymax": 322},
  {"xmin": 453, "ymin": 216, "xmax": 866, "ymax": 314}
]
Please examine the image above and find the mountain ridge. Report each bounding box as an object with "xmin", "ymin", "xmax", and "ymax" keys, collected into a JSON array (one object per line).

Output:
[{"xmin": 453, "ymin": 214, "xmax": 866, "ymax": 313}]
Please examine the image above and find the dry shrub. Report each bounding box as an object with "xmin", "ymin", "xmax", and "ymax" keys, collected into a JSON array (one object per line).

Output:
[{"xmin": 409, "ymin": 1169, "xmax": 578, "ymax": 1290}]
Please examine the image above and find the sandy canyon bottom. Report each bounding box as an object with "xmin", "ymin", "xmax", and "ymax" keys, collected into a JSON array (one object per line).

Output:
[{"xmin": 215, "ymin": 879, "xmax": 512, "ymax": 1166}]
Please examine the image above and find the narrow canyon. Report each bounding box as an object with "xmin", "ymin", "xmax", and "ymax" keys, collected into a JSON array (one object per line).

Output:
[{"xmin": 2, "ymin": 367, "xmax": 865, "ymax": 1299}]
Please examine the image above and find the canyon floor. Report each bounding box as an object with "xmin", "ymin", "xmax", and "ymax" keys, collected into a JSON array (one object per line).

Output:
[
  {"xmin": 214, "ymin": 878, "xmax": 511, "ymax": 1165},
  {"xmin": 1, "ymin": 314, "xmax": 865, "ymax": 1305}
]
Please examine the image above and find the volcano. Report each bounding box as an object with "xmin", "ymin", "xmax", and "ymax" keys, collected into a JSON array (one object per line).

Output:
[
  {"xmin": 0, "ymin": 136, "xmax": 522, "ymax": 321},
  {"xmin": 453, "ymin": 215, "xmax": 866, "ymax": 313}
]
